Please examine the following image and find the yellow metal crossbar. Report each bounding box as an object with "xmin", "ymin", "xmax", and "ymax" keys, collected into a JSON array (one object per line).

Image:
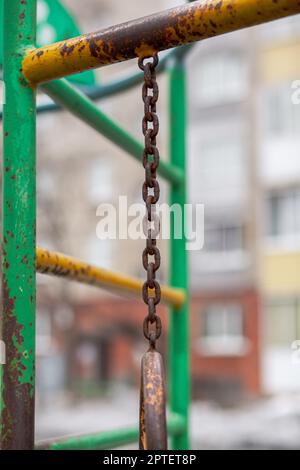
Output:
[
  {"xmin": 36, "ymin": 247, "xmax": 185, "ymax": 308},
  {"xmin": 22, "ymin": 0, "xmax": 300, "ymax": 85}
]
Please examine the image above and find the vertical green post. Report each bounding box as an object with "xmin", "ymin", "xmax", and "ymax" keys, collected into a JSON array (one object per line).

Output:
[
  {"xmin": 168, "ymin": 57, "xmax": 190, "ymax": 450},
  {"xmin": 1, "ymin": 0, "xmax": 37, "ymax": 449}
]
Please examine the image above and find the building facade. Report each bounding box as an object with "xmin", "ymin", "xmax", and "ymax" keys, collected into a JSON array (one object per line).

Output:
[
  {"xmin": 187, "ymin": 26, "xmax": 261, "ymax": 400},
  {"xmin": 258, "ymin": 17, "xmax": 300, "ymax": 393}
]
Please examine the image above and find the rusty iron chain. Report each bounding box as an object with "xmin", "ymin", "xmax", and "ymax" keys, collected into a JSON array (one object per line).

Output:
[
  {"xmin": 138, "ymin": 53, "xmax": 167, "ymax": 451},
  {"xmin": 138, "ymin": 53, "xmax": 162, "ymax": 350}
]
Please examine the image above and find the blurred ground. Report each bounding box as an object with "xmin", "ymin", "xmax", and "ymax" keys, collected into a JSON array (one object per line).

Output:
[{"xmin": 36, "ymin": 391, "xmax": 300, "ymax": 450}]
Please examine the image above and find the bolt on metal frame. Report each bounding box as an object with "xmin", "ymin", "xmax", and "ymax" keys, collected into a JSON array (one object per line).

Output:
[{"xmin": 1, "ymin": 0, "xmax": 300, "ymax": 451}]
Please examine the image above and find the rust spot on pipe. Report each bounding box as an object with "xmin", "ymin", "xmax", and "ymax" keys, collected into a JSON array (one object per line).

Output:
[
  {"xmin": 215, "ymin": 1, "xmax": 223, "ymax": 11},
  {"xmin": 60, "ymin": 43, "xmax": 75, "ymax": 57},
  {"xmin": 0, "ymin": 278, "xmax": 34, "ymax": 450},
  {"xmin": 18, "ymin": 12, "xmax": 25, "ymax": 25}
]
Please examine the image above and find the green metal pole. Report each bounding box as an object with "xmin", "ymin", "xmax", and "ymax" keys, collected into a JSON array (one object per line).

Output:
[
  {"xmin": 168, "ymin": 58, "xmax": 190, "ymax": 450},
  {"xmin": 1, "ymin": 0, "xmax": 37, "ymax": 449},
  {"xmin": 36, "ymin": 413, "xmax": 185, "ymax": 450}
]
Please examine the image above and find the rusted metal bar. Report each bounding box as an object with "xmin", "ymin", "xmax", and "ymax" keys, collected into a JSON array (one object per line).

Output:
[
  {"xmin": 0, "ymin": 45, "xmax": 193, "ymax": 122},
  {"xmin": 139, "ymin": 350, "xmax": 168, "ymax": 450},
  {"xmin": 36, "ymin": 248, "xmax": 185, "ymax": 308},
  {"xmin": 22, "ymin": 0, "xmax": 300, "ymax": 85},
  {"xmin": 1, "ymin": 0, "xmax": 37, "ymax": 450}
]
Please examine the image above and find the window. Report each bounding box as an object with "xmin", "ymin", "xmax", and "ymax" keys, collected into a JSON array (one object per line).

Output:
[
  {"xmin": 196, "ymin": 53, "xmax": 248, "ymax": 106},
  {"xmin": 198, "ymin": 138, "xmax": 246, "ymax": 191},
  {"xmin": 265, "ymin": 85, "xmax": 300, "ymax": 137},
  {"xmin": 265, "ymin": 299, "xmax": 300, "ymax": 347},
  {"xmin": 204, "ymin": 222, "xmax": 245, "ymax": 253},
  {"xmin": 197, "ymin": 219, "xmax": 250, "ymax": 272},
  {"xmin": 198, "ymin": 303, "xmax": 248, "ymax": 356},
  {"xmin": 266, "ymin": 187, "xmax": 300, "ymax": 239}
]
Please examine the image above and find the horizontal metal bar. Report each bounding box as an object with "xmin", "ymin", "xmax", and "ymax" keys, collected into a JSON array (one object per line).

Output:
[
  {"xmin": 22, "ymin": 0, "xmax": 300, "ymax": 85},
  {"xmin": 35, "ymin": 413, "xmax": 186, "ymax": 450},
  {"xmin": 36, "ymin": 247, "xmax": 185, "ymax": 308},
  {"xmin": 41, "ymin": 78, "xmax": 184, "ymax": 186},
  {"xmin": 0, "ymin": 45, "xmax": 193, "ymax": 122}
]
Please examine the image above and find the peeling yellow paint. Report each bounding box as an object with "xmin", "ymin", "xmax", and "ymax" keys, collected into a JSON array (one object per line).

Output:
[
  {"xmin": 36, "ymin": 247, "xmax": 185, "ymax": 308},
  {"xmin": 21, "ymin": 0, "xmax": 300, "ymax": 85}
]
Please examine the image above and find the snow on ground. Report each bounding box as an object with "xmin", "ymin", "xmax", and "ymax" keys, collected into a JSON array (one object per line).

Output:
[
  {"xmin": 36, "ymin": 389, "xmax": 300, "ymax": 449},
  {"xmin": 190, "ymin": 395, "xmax": 300, "ymax": 449}
]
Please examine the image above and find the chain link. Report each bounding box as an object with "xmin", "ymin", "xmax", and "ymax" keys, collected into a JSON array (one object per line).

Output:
[{"xmin": 138, "ymin": 53, "xmax": 161, "ymax": 349}]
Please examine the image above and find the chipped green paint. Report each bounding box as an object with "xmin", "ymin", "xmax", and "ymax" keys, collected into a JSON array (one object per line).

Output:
[{"xmin": 0, "ymin": 0, "xmax": 37, "ymax": 450}]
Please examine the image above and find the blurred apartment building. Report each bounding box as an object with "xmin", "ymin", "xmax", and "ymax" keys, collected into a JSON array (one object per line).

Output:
[
  {"xmin": 26, "ymin": 1, "xmax": 300, "ymax": 404},
  {"xmin": 188, "ymin": 27, "xmax": 261, "ymax": 403},
  {"xmin": 258, "ymin": 19, "xmax": 300, "ymax": 394},
  {"xmin": 188, "ymin": 15, "xmax": 300, "ymax": 402}
]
